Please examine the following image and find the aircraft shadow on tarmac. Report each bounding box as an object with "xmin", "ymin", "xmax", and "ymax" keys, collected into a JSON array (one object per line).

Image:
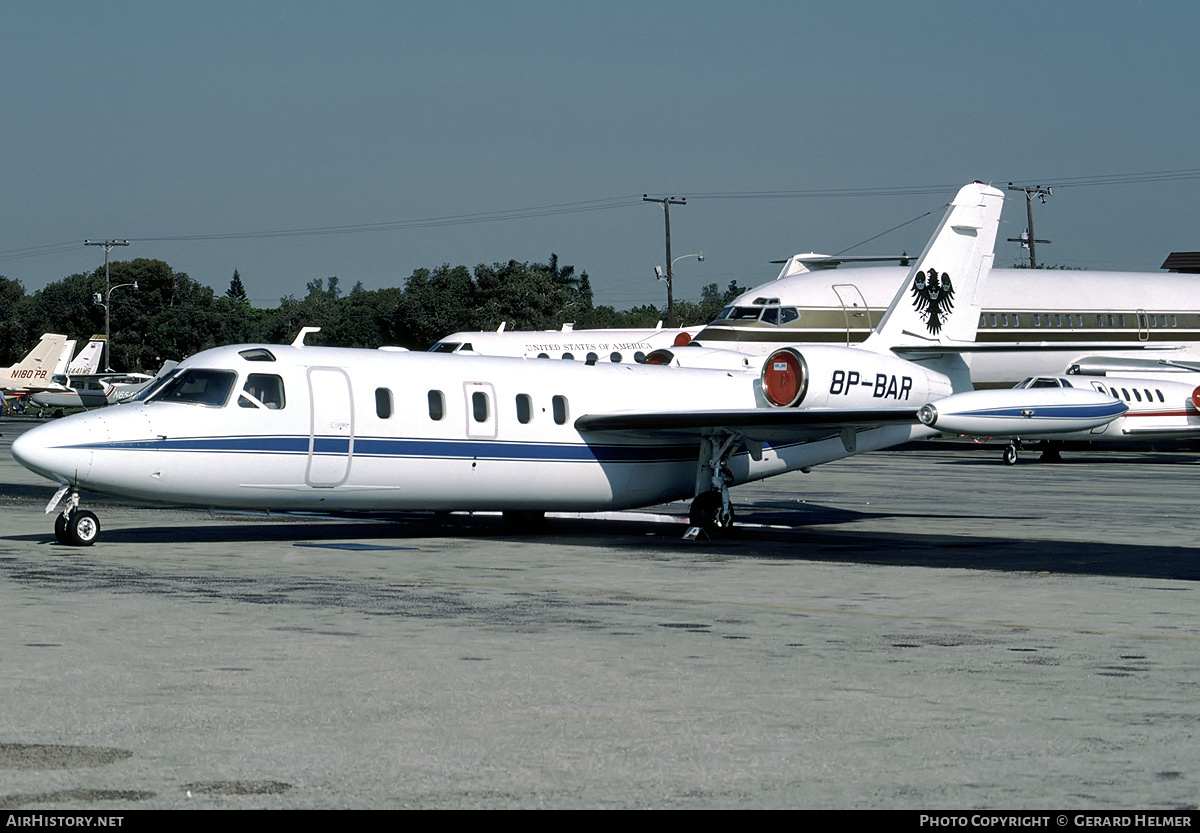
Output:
[{"xmin": 2, "ymin": 494, "xmax": 1198, "ymax": 583}]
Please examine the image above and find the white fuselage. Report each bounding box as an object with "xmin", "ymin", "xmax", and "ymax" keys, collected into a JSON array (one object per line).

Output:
[{"xmin": 11, "ymin": 344, "xmax": 935, "ymax": 513}]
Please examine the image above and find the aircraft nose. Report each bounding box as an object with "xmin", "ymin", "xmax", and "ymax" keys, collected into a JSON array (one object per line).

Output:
[{"xmin": 11, "ymin": 416, "xmax": 101, "ymax": 484}]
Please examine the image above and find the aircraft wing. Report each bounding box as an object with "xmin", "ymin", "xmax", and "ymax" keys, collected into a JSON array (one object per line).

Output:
[{"xmin": 574, "ymin": 407, "xmax": 919, "ymax": 442}]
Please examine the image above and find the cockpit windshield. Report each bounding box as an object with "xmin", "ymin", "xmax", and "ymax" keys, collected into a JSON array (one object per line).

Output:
[{"xmin": 147, "ymin": 369, "xmax": 237, "ymax": 407}]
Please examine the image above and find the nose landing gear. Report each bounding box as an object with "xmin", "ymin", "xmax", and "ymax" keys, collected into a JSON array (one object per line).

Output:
[
  {"xmin": 48, "ymin": 487, "xmax": 101, "ymax": 547},
  {"xmin": 54, "ymin": 509, "xmax": 101, "ymax": 546}
]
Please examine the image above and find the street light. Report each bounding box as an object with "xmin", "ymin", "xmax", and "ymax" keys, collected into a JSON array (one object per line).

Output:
[
  {"xmin": 653, "ymin": 252, "xmax": 704, "ymax": 325},
  {"xmin": 92, "ymin": 281, "xmax": 138, "ymax": 371},
  {"xmin": 84, "ymin": 239, "xmax": 131, "ymax": 371}
]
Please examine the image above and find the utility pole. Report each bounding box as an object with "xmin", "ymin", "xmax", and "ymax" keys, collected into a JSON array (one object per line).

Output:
[
  {"xmin": 643, "ymin": 195, "xmax": 686, "ymax": 327},
  {"xmin": 1006, "ymin": 184, "xmax": 1051, "ymax": 268},
  {"xmin": 85, "ymin": 239, "xmax": 130, "ymax": 371}
]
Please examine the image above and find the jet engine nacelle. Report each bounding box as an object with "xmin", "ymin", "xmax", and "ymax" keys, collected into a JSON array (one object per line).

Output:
[
  {"xmin": 916, "ymin": 388, "xmax": 1127, "ymax": 436},
  {"xmin": 759, "ymin": 346, "xmax": 946, "ymax": 409}
]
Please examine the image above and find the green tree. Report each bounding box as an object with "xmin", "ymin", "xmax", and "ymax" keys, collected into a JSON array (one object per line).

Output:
[{"xmin": 226, "ymin": 269, "xmax": 249, "ymax": 303}]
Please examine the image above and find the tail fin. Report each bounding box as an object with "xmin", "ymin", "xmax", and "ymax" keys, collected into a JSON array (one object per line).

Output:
[
  {"xmin": 52, "ymin": 340, "xmax": 77, "ymax": 376},
  {"xmin": 4, "ymin": 333, "xmax": 68, "ymax": 389},
  {"xmin": 67, "ymin": 337, "xmax": 106, "ymax": 375},
  {"xmin": 865, "ymin": 182, "xmax": 1004, "ymax": 351},
  {"xmin": 13, "ymin": 333, "xmax": 68, "ymax": 374}
]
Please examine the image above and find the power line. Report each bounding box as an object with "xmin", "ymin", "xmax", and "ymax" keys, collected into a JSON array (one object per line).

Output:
[{"xmin": 4, "ymin": 167, "xmax": 1200, "ymax": 265}]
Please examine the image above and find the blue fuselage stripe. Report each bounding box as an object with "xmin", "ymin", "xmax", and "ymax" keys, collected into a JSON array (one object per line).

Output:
[{"xmin": 62, "ymin": 435, "xmax": 703, "ymax": 464}]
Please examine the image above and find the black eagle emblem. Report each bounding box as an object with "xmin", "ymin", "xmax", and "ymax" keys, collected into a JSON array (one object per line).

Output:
[{"xmin": 911, "ymin": 268, "xmax": 955, "ymax": 335}]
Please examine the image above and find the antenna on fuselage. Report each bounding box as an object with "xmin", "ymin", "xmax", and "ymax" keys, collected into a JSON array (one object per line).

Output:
[{"xmin": 292, "ymin": 327, "xmax": 321, "ymax": 347}]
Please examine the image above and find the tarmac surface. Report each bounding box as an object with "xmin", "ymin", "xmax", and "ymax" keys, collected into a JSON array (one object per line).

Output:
[{"xmin": 0, "ymin": 416, "xmax": 1197, "ymax": 809}]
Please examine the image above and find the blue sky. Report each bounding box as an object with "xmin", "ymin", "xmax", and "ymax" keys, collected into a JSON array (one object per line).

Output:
[{"xmin": 4, "ymin": 1, "xmax": 1199, "ymax": 311}]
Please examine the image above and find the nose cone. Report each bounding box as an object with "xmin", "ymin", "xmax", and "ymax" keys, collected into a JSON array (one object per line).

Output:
[{"xmin": 11, "ymin": 414, "xmax": 104, "ymax": 484}]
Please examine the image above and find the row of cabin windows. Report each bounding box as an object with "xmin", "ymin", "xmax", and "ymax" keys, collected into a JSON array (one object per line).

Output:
[
  {"xmin": 376, "ymin": 388, "xmax": 569, "ymax": 425},
  {"xmin": 538, "ymin": 351, "xmax": 646, "ymax": 364},
  {"xmin": 1093, "ymin": 383, "xmax": 1166, "ymax": 404},
  {"xmin": 979, "ymin": 312, "xmax": 1179, "ymax": 328}
]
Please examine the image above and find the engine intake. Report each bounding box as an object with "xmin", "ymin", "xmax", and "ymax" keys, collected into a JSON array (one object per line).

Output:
[{"xmin": 761, "ymin": 348, "xmax": 807, "ymax": 407}]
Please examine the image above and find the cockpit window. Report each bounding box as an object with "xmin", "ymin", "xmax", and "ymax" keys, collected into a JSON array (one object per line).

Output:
[
  {"xmin": 132, "ymin": 369, "xmax": 179, "ymax": 402},
  {"xmin": 730, "ymin": 306, "xmax": 763, "ymax": 321},
  {"xmin": 150, "ymin": 369, "xmax": 237, "ymax": 407},
  {"xmin": 429, "ymin": 342, "xmax": 461, "ymax": 353},
  {"xmin": 238, "ymin": 373, "xmax": 286, "ymax": 409}
]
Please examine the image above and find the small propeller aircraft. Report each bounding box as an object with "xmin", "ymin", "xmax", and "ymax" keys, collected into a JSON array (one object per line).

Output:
[{"xmin": 12, "ymin": 182, "xmax": 1126, "ymax": 547}]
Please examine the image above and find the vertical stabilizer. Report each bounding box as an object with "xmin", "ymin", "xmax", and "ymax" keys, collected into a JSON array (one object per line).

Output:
[
  {"xmin": 865, "ymin": 182, "xmax": 1004, "ymax": 351},
  {"xmin": 67, "ymin": 337, "xmax": 107, "ymax": 376},
  {"xmin": 3, "ymin": 333, "xmax": 68, "ymax": 388},
  {"xmin": 53, "ymin": 340, "xmax": 77, "ymax": 377}
]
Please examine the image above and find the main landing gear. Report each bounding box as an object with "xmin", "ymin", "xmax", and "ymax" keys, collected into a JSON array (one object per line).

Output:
[
  {"xmin": 49, "ymin": 488, "xmax": 100, "ymax": 547},
  {"xmin": 1001, "ymin": 439, "xmax": 1063, "ymax": 466},
  {"xmin": 685, "ymin": 433, "xmax": 747, "ymax": 539}
]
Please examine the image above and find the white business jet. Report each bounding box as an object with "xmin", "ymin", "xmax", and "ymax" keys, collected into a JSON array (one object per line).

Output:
[
  {"xmin": 921, "ymin": 372, "xmax": 1200, "ymax": 464},
  {"xmin": 12, "ymin": 183, "xmax": 1123, "ymax": 547}
]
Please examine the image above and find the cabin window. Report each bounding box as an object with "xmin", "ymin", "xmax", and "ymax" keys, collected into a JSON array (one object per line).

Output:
[
  {"xmin": 610, "ymin": 352, "xmax": 622, "ymax": 363},
  {"xmin": 472, "ymin": 391, "xmax": 490, "ymax": 423},
  {"xmin": 1133, "ymin": 389, "xmax": 1142, "ymax": 402},
  {"xmin": 1171, "ymin": 315, "xmax": 1178, "ymax": 327},
  {"xmin": 1001, "ymin": 314, "xmax": 1008, "ymax": 326},
  {"xmin": 1119, "ymin": 315, "xmax": 1126, "ymax": 327},
  {"xmin": 989, "ymin": 314, "xmax": 997, "ymax": 327},
  {"xmin": 428, "ymin": 390, "xmax": 445, "ymax": 421},
  {"xmin": 562, "ymin": 353, "xmax": 575, "ymax": 361},
  {"xmin": 1157, "ymin": 390, "xmax": 1165, "ymax": 402},
  {"xmin": 238, "ymin": 374, "xmax": 286, "ymax": 409},
  {"xmin": 516, "ymin": 394, "xmax": 532, "ymax": 424},
  {"xmin": 376, "ymin": 387, "xmax": 393, "ymax": 419},
  {"xmin": 552, "ymin": 395, "xmax": 568, "ymax": 425},
  {"xmin": 238, "ymin": 348, "xmax": 276, "ymax": 362},
  {"xmin": 537, "ymin": 353, "xmax": 550, "ymax": 359},
  {"xmin": 634, "ymin": 351, "xmax": 646, "ymax": 363},
  {"xmin": 979, "ymin": 314, "xmax": 986, "ymax": 327},
  {"xmin": 154, "ymin": 369, "xmax": 237, "ymax": 407},
  {"xmin": 1121, "ymin": 388, "xmax": 1130, "ymax": 400},
  {"xmin": 585, "ymin": 352, "xmax": 598, "ymax": 365}
]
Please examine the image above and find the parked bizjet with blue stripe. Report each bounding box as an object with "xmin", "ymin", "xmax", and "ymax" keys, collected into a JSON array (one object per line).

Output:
[{"xmin": 12, "ymin": 183, "xmax": 1126, "ymax": 546}]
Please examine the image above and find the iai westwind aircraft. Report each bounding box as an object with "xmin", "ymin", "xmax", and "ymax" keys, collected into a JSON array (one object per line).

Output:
[{"xmin": 12, "ymin": 183, "xmax": 1126, "ymax": 546}]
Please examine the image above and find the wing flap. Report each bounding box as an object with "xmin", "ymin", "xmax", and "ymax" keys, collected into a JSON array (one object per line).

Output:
[{"xmin": 574, "ymin": 408, "xmax": 919, "ymax": 442}]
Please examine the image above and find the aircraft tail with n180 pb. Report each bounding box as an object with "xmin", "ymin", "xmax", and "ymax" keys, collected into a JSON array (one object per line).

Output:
[{"xmin": 13, "ymin": 182, "xmax": 1119, "ymax": 547}]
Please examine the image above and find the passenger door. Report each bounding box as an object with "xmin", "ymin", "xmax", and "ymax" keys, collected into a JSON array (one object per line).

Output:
[{"xmin": 307, "ymin": 367, "xmax": 354, "ymax": 487}]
